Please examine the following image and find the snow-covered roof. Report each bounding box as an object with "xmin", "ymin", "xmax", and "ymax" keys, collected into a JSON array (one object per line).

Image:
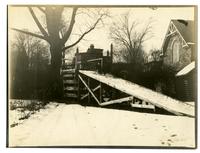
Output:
[{"xmin": 176, "ymin": 61, "xmax": 195, "ymax": 77}]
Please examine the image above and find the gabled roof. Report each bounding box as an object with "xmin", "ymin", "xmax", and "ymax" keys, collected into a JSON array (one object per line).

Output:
[
  {"xmin": 172, "ymin": 20, "xmax": 195, "ymax": 43},
  {"xmin": 161, "ymin": 19, "xmax": 195, "ymax": 53}
]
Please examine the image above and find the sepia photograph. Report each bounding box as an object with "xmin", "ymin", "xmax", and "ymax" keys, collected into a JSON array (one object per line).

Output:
[{"xmin": 7, "ymin": 5, "xmax": 197, "ymax": 148}]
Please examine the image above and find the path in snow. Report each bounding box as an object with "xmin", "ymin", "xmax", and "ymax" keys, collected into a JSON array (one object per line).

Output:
[{"xmin": 9, "ymin": 102, "xmax": 195, "ymax": 147}]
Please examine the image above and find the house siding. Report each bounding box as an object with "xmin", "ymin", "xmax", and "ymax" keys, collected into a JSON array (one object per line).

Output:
[{"xmin": 163, "ymin": 34, "xmax": 192, "ymax": 72}]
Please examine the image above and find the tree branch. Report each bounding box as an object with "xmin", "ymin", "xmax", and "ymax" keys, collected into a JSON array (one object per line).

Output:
[
  {"xmin": 28, "ymin": 7, "xmax": 49, "ymax": 39},
  {"xmin": 111, "ymin": 28, "xmax": 131, "ymax": 50},
  {"xmin": 61, "ymin": 7, "xmax": 78, "ymax": 43},
  {"xmin": 62, "ymin": 14, "xmax": 104, "ymax": 51},
  {"xmin": 11, "ymin": 28, "xmax": 48, "ymax": 41}
]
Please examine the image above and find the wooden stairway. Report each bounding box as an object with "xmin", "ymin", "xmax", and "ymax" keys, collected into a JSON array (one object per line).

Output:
[{"xmin": 62, "ymin": 66, "xmax": 78, "ymax": 99}]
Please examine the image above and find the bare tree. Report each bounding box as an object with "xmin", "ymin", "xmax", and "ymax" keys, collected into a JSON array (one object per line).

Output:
[
  {"xmin": 110, "ymin": 12, "xmax": 153, "ymax": 65},
  {"xmin": 11, "ymin": 31, "xmax": 50, "ymax": 68},
  {"xmin": 11, "ymin": 6, "xmax": 109, "ymax": 98},
  {"xmin": 10, "ymin": 32, "xmax": 50, "ymax": 98},
  {"xmin": 149, "ymin": 49, "xmax": 162, "ymax": 62}
]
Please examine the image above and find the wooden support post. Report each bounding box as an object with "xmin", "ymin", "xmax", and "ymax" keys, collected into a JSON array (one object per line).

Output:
[
  {"xmin": 110, "ymin": 43, "xmax": 113, "ymax": 64},
  {"xmin": 100, "ymin": 82, "xmax": 102, "ymax": 103},
  {"xmin": 100, "ymin": 96, "xmax": 133, "ymax": 106},
  {"xmin": 77, "ymin": 73, "xmax": 80, "ymax": 103},
  {"xmin": 100, "ymin": 59, "xmax": 103, "ymax": 73},
  {"xmin": 78, "ymin": 75, "xmax": 100, "ymax": 105},
  {"xmin": 81, "ymin": 85, "xmax": 100, "ymax": 100},
  {"xmin": 87, "ymin": 77, "xmax": 91, "ymax": 104}
]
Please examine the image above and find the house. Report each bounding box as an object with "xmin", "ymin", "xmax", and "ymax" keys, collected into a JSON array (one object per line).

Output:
[{"xmin": 161, "ymin": 19, "xmax": 196, "ymax": 101}]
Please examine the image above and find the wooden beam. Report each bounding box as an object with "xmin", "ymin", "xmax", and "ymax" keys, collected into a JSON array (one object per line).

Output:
[
  {"xmin": 110, "ymin": 43, "xmax": 113, "ymax": 64},
  {"xmin": 87, "ymin": 58, "xmax": 103, "ymax": 62},
  {"xmin": 81, "ymin": 85, "xmax": 100, "ymax": 100},
  {"xmin": 77, "ymin": 74, "xmax": 80, "ymax": 103},
  {"xmin": 166, "ymin": 30, "xmax": 176, "ymax": 37},
  {"xmin": 78, "ymin": 75, "xmax": 100, "ymax": 105},
  {"xmin": 100, "ymin": 96, "xmax": 133, "ymax": 106},
  {"xmin": 87, "ymin": 78, "xmax": 91, "ymax": 103},
  {"xmin": 87, "ymin": 58, "xmax": 103, "ymax": 72},
  {"xmin": 79, "ymin": 70, "xmax": 195, "ymax": 117},
  {"xmin": 100, "ymin": 83, "xmax": 102, "ymax": 103}
]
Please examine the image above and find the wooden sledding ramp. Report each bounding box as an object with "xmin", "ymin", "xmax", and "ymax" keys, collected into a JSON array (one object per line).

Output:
[{"xmin": 79, "ymin": 70, "xmax": 195, "ymax": 117}]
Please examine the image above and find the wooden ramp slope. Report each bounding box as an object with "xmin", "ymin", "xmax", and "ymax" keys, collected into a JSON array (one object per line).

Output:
[{"xmin": 79, "ymin": 70, "xmax": 195, "ymax": 117}]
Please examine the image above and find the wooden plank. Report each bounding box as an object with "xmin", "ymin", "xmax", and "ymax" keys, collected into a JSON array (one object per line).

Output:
[
  {"xmin": 100, "ymin": 83, "xmax": 102, "ymax": 103},
  {"xmin": 78, "ymin": 75, "xmax": 100, "ymax": 105},
  {"xmin": 130, "ymin": 100, "xmax": 155, "ymax": 110},
  {"xmin": 81, "ymin": 85, "xmax": 100, "ymax": 100},
  {"xmin": 87, "ymin": 58, "xmax": 103, "ymax": 62},
  {"xmin": 63, "ymin": 74, "xmax": 74, "ymax": 78},
  {"xmin": 64, "ymin": 93, "xmax": 77, "ymax": 98},
  {"xmin": 87, "ymin": 78, "xmax": 91, "ymax": 103},
  {"xmin": 63, "ymin": 80, "xmax": 77, "ymax": 84},
  {"xmin": 77, "ymin": 74, "xmax": 80, "ymax": 102},
  {"xmin": 62, "ymin": 69, "xmax": 75, "ymax": 73},
  {"xmin": 100, "ymin": 96, "xmax": 133, "ymax": 106},
  {"xmin": 130, "ymin": 103, "xmax": 155, "ymax": 109},
  {"xmin": 64, "ymin": 86, "xmax": 78, "ymax": 91},
  {"xmin": 79, "ymin": 70, "xmax": 195, "ymax": 117}
]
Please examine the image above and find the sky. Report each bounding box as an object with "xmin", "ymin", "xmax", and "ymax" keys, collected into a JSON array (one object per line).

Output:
[{"xmin": 8, "ymin": 6, "xmax": 195, "ymax": 55}]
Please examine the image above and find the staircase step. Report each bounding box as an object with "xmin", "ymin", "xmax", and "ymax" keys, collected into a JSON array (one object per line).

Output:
[
  {"xmin": 62, "ymin": 64, "xmax": 74, "ymax": 69},
  {"xmin": 62, "ymin": 69, "xmax": 75, "ymax": 74},
  {"xmin": 64, "ymin": 86, "xmax": 78, "ymax": 91},
  {"xmin": 63, "ymin": 80, "xmax": 77, "ymax": 85},
  {"xmin": 64, "ymin": 93, "xmax": 78, "ymax": 98},
  {"xmin": 63, "ymin": 74, "xmax": 74, "ymax": 78}
]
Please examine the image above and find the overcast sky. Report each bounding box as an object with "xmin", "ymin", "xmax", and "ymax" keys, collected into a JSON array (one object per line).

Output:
[{"xmin": 8, "ymin": 6, "xmax": 195, "ymax": 54}]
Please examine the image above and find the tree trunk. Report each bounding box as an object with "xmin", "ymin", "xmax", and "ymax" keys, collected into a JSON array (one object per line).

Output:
[{"xmin": 47, "ymin": 43, "xmax": 63, "ymax": 100}]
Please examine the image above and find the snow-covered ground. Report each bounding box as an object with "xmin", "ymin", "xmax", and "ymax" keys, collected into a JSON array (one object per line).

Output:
[
  {"xmin": 9, "ymin": 99, "xmax": 48, "ymax": 127},
  {"xmin": 9, "ymin": 102, "xmax": 195, "ymax": 148}
]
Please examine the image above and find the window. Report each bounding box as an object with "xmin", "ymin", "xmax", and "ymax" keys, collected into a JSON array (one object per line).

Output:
[{"xmin": 172, "ymin": 40, "xmax": 180, "ymax": 63}]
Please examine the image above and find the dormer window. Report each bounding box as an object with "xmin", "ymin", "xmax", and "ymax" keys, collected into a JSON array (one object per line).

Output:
[{"xmin": 172, "ymin": 40, "xmax": 180, "ymax": 63}]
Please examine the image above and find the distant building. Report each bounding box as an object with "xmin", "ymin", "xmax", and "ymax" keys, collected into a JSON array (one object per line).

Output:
[
  {"xmin": 161, "ymin": 19, "xmax": 195, "ymax": 71},
  {"xmin": 143, "ymin": 19, "xmax": 196, "ymax": 101},
  {"xmin": 161, "ymin": 19, "xmax": 196, "ymax": 101}
]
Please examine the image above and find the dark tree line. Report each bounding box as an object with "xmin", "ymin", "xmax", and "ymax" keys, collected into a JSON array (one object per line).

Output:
[{"xmin": 10, "ymin": 32, "xmax": 51, "ymax": 99}]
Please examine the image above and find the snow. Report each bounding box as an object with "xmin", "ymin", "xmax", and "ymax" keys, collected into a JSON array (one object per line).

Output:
[
  {"xmin": 176, "ymin": 61, "xmax": 195, "ymax": 76},
  {"xmin": 9, "ymin": 99, "xmax": 49, "ymax": 127},
  {"xmin": 9, "ymin": 103, "xmax": 195, "ymax": 147}
]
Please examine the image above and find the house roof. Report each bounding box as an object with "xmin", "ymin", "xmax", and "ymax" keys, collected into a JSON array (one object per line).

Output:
[
  {"xmin": 171, "ymin": 20, "xmax": 195, "ymax": 43},
  {"xmin": 161, "ymin": 19, "xmax": 195, "ymax": 54},
  {"xmin": 176, "ymin": 61, "xmax": 195, "ymax": 77}
]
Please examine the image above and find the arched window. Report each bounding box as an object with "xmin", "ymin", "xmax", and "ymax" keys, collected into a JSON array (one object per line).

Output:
[{"xmin": 172, "ymin": 40, "xmax": 180, "ymax": 63}]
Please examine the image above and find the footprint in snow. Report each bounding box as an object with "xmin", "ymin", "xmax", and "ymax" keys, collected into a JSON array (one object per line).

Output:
[
  {"xmin": 161, "ymin": 141, "xmax": 165, "ymax": 145},
  {"xmin": 132, "ymin": 124, "xmax": 138, "ymax": 129},
  {"xmin": 171, "ymin": 134, "xmax": 177, "ymax": 137},
  {"xmin": 167, "ymin": 142, "xmax": 171, "ymax": 146},
  {"xmin": 167, "ymin": 139, "xmax": 173, "ymax": 142}
]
